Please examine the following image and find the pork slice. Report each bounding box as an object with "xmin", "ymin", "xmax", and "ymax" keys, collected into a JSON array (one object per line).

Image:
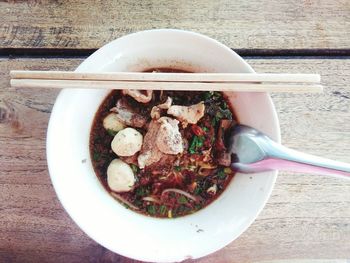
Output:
[
  {"xmin": 156, "ymin": 117, "xmax": 183, "ymax": 155},
  {"xmin": 150, "ymin": 106, "xmax": 161, "ymax": 119},
  {"xmin": 137, "ymin": 120, "xmax": 164, "ymax": 169},
  {"xmin": 110, "ymin": 99, "xmax": 147, "ymax": 128},
  {"xmin": 158, "ymin": 97, "xmax": 172, "ymax": 109},
  {"xmin": 122, "ymin": 90, "xmax": 153, "ymax": 103},
  {"xmin": 144, "ymin": 155, "xmax": 177, "ymax": 176},
  {"xmin": 150, "ymin": 97, "xmax": 173, "ymax": 120},
  {"xmin": 216, "ymin": 119, "xmax": 234, "ymax": 166},
  {"xmin": 138, "ymin": 116, "xmax": 184, "ymax": 169},
  {"xmin": 167, "ymin": 101, "xmax": 205, "ymax": 124}
]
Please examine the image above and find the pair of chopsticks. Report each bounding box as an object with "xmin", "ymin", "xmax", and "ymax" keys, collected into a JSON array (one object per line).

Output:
[{"xmin": 10, "ymin": 70, "xmax": 322, "ymax": 93}]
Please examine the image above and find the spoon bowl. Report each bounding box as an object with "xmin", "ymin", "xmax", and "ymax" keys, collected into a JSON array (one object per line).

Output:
[{"xmin": 229, "ymin": 125, "xmax": 350, "ymax": 179}]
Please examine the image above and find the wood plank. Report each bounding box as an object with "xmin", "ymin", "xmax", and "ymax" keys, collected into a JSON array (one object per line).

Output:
[
  {"xmin": 0, "ymin": 58, "xmax": 349, "ymax": 262},
  {"xmin": 0, "ymin": 0, "xmax": 349, "ymax": 50}
]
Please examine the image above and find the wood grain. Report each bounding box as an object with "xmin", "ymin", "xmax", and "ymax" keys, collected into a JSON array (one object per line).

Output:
[
  {"xmin": 0, "ymin": 58, "xmax": 349, "ymax": 262},
  {"xmin": 0, "ymin": 0, "xmax": 349, "ymax": 50}
]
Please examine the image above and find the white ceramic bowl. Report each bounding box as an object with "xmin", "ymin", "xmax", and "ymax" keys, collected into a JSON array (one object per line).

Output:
[{"xmin": 47, "ymin": 29, "xmax": 280, "ymax": 262}]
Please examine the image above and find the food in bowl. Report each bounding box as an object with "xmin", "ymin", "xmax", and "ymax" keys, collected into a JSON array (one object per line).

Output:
[{"xmin": 90, "ymin": 69, "xmax": 237, "ymax": 218}]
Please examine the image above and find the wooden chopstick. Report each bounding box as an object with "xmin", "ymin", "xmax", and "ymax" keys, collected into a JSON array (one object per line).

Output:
[
  {"xmin": 10, "ymin": 70, "xmax": 321, "ymax": 83},
  {"xmin": 10, "ymin": 79, "xmax": 323, "ymax": 93},
  {"xmin": 10, "ymin": 70, "xmax": 323, "ymax": 93}
]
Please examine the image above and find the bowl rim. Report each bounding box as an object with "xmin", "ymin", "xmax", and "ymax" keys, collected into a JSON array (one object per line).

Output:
[{"xmin": 47, "ymin": 29, "xmax": 281, "ymax": 262}]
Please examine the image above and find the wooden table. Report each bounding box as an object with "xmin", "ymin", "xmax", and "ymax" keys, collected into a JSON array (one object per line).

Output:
[{"xmin": 1, "ymin": 1, "xmax": 349, "ymax": 262}]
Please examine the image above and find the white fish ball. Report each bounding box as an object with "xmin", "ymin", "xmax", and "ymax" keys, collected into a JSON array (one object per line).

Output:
[
  {"xmin": 107, "ymin": 159, "xmax": 135, "ymax": 192},
  {"xmin": 103, "ymin": 113, "xmax": 125, "ymax": 133},
  {"xmin": 111, "ymin": 128, "xmax": 143, "ymax": 156}
]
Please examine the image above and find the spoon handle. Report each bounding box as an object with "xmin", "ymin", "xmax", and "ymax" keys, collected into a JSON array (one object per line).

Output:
[{"xmin": 233, "ymin": 140, "xmax": 350, "ymax": 179}]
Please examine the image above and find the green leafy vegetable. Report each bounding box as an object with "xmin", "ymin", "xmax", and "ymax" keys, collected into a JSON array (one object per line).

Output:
[
  {"xmin": 217, "ymin": 169, "xmax": 226, "ymax": 180},
  {"xmin": 211, "ymin": 117, "xmax": 217, "ymax": 126},
  {"xmin": 197, "ymin": 138, "xmax": 204, "ymax": 147},
  {"xmin": 147, "ymin": 205, "xmax": 156, "ymax": 215},
  {"xmin": 178, "ymin": 196, "xmax": 188, "ymax": 204},
  {"xmin": 107, "ymin": 129, "xmax": 118, "ymax": 136},
  {"xmin": 213, "ymin": 91, "xmax": 222, "ymax": 99},
  {"xmin": 159, "ymin": 205, "xmax": 167, "ymax": 215},
  {"xmin": 222, "ymin": 109, "xmax": 233, "ymax": 119},
  {"xmin": 202, "ymin": 91, "xmax": 222, "ymax": 101},
  {"xmin": 130, "ymin": 164, "xmax": 139, "ymax": 174},
  {"xmin": 221, "ymin": 101, "xmax": 228, "ymax": 109},
  {"xmin": 174, "ymin": 166, "xmax": 182, "ymax": 172},
  {"xmin": 135, "ymin": 186, "xmax": 150, "ymax": 197},
  {"xmin": 215, "ymin": 111, "xmax": 224, "ymax": 120},
  {"xmin": 202, "ymin": 126, "xmax": 209, "ymax": 132},
  {"xmin": 215, "ymin": 109, "xmax": 232, "ymax": 122},
  {"xmin": 189, "ymin": 136, "xmax": 205, "ymax": 154},
  {"xmin": 202, "ymin": 91, "xmax": 213, "ymax": 100},
  {"xmin": 208, "ymin": 100, "xmax": 233, "ymax": 126},
  {"xmin": 122, "ymin": 203, "xmax": 130, "ymax": 209},
  {"xmin": 194, "ymin": 185, "xmax": 203, "ymax": 195},
  {"xmin": 93, "ymin": 135, "xmax": 102, "ymax": 144},
  {"xmin": 93, "ymin": 151, "xmax": 101, "ymax": 161},
  {"xmin": 194, "ymin": 204, "xmax": 203, "ymax": 210},
  {"xmin": 133, "ymin": 199, "xmax": 142, "ymax": 207}
]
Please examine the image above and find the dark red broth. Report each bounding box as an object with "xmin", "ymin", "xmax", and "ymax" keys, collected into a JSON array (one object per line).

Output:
[{"xmin": 90, "ymin": 69, "xmax": 237, "ymax": 218}]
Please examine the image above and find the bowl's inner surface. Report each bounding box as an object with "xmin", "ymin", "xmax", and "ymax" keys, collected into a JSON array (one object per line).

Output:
[{"xmin": 47, "ymin": 29, "xmax": 280, "ymax": 262}]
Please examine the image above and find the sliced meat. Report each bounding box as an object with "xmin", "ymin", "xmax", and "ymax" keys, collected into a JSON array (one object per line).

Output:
[
  {"xmin": 156, "ymin": 117, "xmax": 183, "ymax": 155},
  {"xmin": 138, "ymin": 120, "xmax": 163, "ymax": 169},
  {"xmin": 150, "ymin": 97, "xmax": 173, "ymax": 120},
  {"xmin": 167, "ymin": 101, "xmax": 205, "ymax": 124},
  {"xmin": 150, "ymin": 106, "xmax": 161, "ymax": 119},
  {"xmin": 145, "ymin": 154, "xmax": 177, "ymax": 176},
  {"xmin": 138, "ymin": 117, "xmax": 184, "ymax": 169},
  {"xmin": 110, "ymin": 98, "xmax": 147, "ymax": 128},
  {"xmin": 122, "ymin": 90, "xmax": 153, "ymax": 103},
  {"xmin": 217, "ymin": 152, "xmax": 231, "ymax": 167},
  {"xmin": 158, "ymin": 97, "xmax": 172, "ymax": 109},
  {"xmin": 215, "ymin": 119, "xmax": 234, "ymax": 166}
]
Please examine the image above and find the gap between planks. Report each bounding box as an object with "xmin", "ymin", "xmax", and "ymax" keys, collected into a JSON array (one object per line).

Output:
[{"xmin": 1, "ymin": 48, "xmax": 350, "ymax": 59}]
